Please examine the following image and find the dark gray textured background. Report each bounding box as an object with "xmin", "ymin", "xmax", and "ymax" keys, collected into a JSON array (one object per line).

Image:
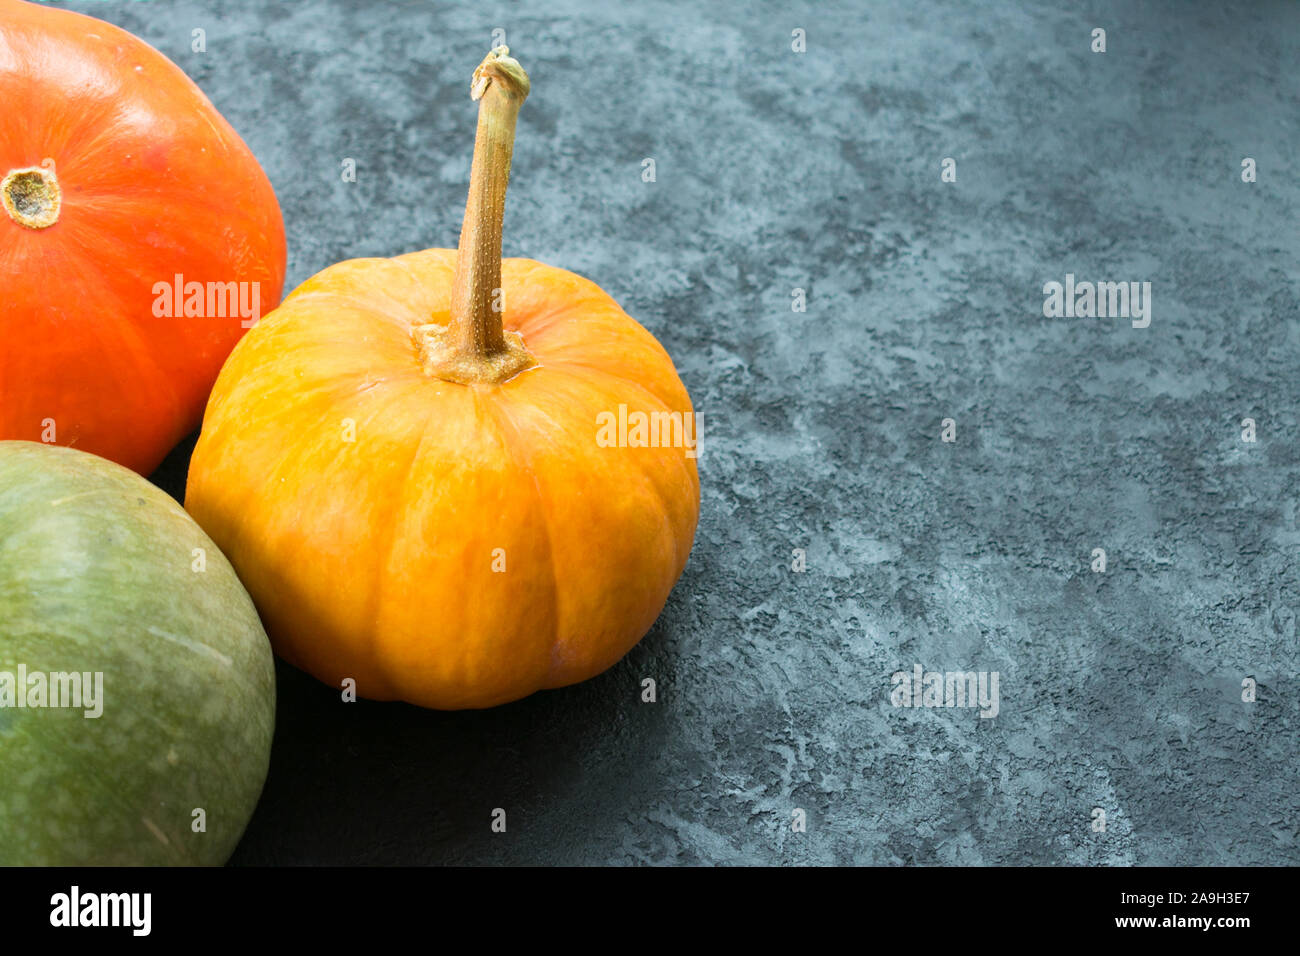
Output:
[{"xmin": 76, "ymin": 0, "xmax": 1300, "ymax": 864}]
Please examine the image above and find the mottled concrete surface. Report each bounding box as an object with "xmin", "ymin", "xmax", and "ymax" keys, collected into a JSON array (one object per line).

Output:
[{"xmin": 72, "ymin": 0, "xmax": 1300, "ymax": 863}]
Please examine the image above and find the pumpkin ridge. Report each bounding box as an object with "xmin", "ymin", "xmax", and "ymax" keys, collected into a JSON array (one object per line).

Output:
[
  {"xmin": 42, "ymin": 238, "xmax": 186, "ymax": 468},
  {"xmin": 63, "ymin": 194, "xmax": 272, "ymax": 267},
  {"xmin": 212, "ymin": 325, "xmax": 412, "ymax": 427},
  {"xmin": 390, "ymin": 248, "xmax": 459, "ymax": 321},
  {"xmin": 534, "ymin": 364, "xmax": 698, "ymax": 587},
  {"xmin": 479, "ymin": 387, "xmax": 563, "ymax": 687},
  {"xmin": 285, "ymin": 284, "xmax": 414, "ymax": 308},
  {"xmin": 190, "ymin": 413, "xmax": 390, "ymax": 699},
  {"xmin": 365, "ymin": 387, "xmax": 443, "ymax": 702},
  {"xmin": 491, "ymin": 367, "xmax": 688, "ymax": 688},
  {"xmin": 497, "ymin": 262, "xmax": 632, "ymax": 335},
  {"xmin": 277, "ymin": 289, "xmax": 429, "ymax": 341},
  {"xmin": 514, "ymin": 308, "xmax": 679, "ymax": 377},
  {"xmin": 64, "ymin": 207, "xmax": 264, "ymax": 357},
  {"xmin": 392, "ymin": 247, "xmax": 458, "ymax": 283},
  {"xmin": 70, "ymin": 235, "xmax": 187, "ymax": 426},
  {"xmin": 282, "ymin": 261, "xmax": 404, "ymax": 301},
  {"xmin": 536, "ymin": 358, "xmax": 693, "ymax": 436}
]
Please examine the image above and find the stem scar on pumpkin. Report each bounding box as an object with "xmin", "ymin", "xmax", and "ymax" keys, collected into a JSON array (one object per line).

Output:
[
  {"xmin": 2, "ymin": 162, "xmax": 61, "ymax": 230},
  {"xmin": 413, "ymin": 46, "xmax": 538, "ymax": 386}
]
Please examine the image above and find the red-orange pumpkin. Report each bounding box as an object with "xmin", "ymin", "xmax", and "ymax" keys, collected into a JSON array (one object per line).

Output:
[
  {"xmin": 0, "ymin": 0, "xmax": 285, "ymax": 475},
  {"xmin": 186, "ymin": 48, "xmax": 700, "ymax": 709}
]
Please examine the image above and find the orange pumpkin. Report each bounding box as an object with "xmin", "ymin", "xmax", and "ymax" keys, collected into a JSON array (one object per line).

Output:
[
  {"xmin": 186, "ymin": 48, "xmax": 699, "ymax": 709},
  {"xmin": 0, "ymin": 0, "xmax": 285, "ymax": 475}
]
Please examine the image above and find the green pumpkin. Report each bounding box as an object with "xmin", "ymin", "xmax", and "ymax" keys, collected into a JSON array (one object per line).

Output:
[{"xmin": 0, "ymin": 441, "xmax": 275, "ymax": 864}]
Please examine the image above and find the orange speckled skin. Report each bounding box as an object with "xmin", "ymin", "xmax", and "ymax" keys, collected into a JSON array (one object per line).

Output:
[
  {"xmin": 186, "ymin": 250, "xmax": 700, "ymax": 709},
  {"xmin": 0, "ymin": 0, "xmax": 286, "ymax": 475}
]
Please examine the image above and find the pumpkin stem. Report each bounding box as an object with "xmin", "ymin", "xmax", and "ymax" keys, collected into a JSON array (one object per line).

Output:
[{"xmin": 417, "ymin": 46, "xmax": 537, "ymax": 385}]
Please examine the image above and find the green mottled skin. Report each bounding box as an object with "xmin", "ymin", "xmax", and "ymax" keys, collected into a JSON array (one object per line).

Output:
[{"xmin": 0, "ymin": 442, "xmax": 275, "ymax": 865}]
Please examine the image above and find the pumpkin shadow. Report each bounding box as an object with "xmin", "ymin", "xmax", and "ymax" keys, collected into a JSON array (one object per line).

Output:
[
  {"xmin": 225, "ymin": 638, "xmax": 672, "ymax": 865},
  {"xmin": 149, "ymin": 429, "xmax": 200, "ymax": 504}
]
